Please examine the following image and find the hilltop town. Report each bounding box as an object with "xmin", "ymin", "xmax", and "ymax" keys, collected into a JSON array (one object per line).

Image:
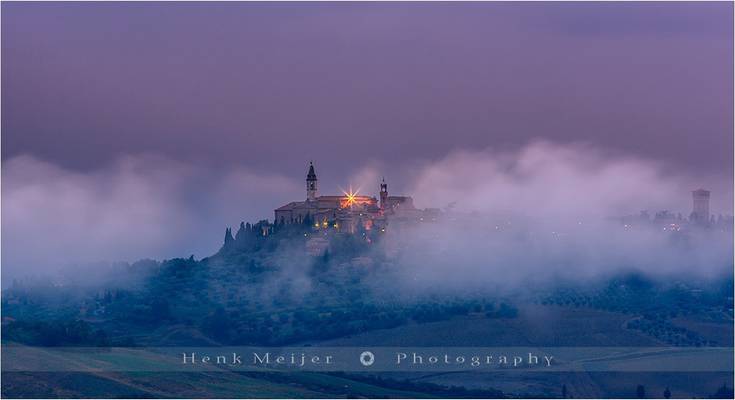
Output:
[
  {"xmin": 221, "ymin": 162, "xmax": 442, "ymax": 255},
  {"xmin": 274, "ymin": 162, "xmax": 440, "ymax": 234},
  {"xmin": 219, "ymin": 162, "xmax": 733, "ymax": 257}
]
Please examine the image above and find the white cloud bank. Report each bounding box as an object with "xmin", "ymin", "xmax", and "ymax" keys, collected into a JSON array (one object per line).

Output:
[
  {"xmin": 2, "ymin": 141, "xmax": 732, "ymax": 285},
  {"xmin": 1, "ymin": 154, "xmax": 301, "ymax": 281}
]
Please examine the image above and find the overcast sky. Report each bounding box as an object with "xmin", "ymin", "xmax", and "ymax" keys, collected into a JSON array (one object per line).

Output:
[{"xmin": 2, "ymin": 2, "xmax": 732, "ymax": 181}]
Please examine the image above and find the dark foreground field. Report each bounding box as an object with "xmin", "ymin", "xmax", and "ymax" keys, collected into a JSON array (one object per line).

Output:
[
  {"xmin": 3, "ymin": 304, "xmax": 732, "ymax": 398},
  {"xmin": 310, "ymin": 304, "xmax": 733, "ymax": 398}
]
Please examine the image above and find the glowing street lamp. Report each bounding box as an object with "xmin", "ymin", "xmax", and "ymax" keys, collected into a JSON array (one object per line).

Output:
[{"xmin": 340, "ymin": 185, "xmax": 361, "ymax": 208}]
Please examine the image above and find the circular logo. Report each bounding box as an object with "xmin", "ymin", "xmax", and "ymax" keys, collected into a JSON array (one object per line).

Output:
[{"xmin": 359, "ymin": 351, "xmax": 375, "ymax": 366}]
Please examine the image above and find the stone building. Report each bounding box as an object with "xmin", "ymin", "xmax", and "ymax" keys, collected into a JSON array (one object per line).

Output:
[
  {"xmin": 690, "ymin": 189, "xmax": 711, "ymax": 225},
  {"xmin": 274, "ymin": 162, "xmax": 422, "ymax": 233}
]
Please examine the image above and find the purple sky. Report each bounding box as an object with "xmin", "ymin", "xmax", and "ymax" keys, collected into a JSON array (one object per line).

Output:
[{"xmin": 2, "ymin": 2, "xmax": 732, "ymax": 181}]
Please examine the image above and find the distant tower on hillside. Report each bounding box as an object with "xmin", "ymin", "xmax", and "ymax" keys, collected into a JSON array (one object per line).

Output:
[
  {"xmin": 690, "ymin": 189, "xmax": 710, "ymax": 225},
  {"xmin": 380, "ymin": 178, "xmax": 388, "ymax": 210},
  {"xmin": 306, "ymin": 162, "xmax": 318, "ymax": 201}
]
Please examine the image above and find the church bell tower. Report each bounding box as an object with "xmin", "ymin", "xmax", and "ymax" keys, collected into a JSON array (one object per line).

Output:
[
  {"xmin": 380, "ymin": 177, "xmax": 388, "ymax": 210},
  {"xmin": 306, "ymin": 162, "xmax": 318, "ymax": 201}
]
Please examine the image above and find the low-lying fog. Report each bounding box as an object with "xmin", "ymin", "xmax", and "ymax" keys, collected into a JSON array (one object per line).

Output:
[{"xmin": 3, "ymin": 141, "xmax": 732, "ymax": 287}]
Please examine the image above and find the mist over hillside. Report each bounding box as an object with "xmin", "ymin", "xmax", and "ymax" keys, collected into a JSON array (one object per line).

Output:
[{"xmin": 3, "ymin": 141, "xmax": 732, "ymax": 288}]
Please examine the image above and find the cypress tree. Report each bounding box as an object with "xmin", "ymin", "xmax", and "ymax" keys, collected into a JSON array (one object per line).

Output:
[{"xmin": 224, "ymin": 227, "xmax": 234, "ymax": 246}]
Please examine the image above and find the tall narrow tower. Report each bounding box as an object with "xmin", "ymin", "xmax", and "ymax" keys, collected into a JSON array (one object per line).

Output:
[
  {"xmin": 306, "ymin": 162, "xmax": 318, "ymax": 201},
  {"xmin": 379, "ymin": 177, "xmax": 388, "ymax": 210},
  {"xmin": 690, "ymin": 189, "xmax": 710, "ymax": 225}
]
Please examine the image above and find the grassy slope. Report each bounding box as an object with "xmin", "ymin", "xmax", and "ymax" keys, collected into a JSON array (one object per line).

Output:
[
  {"xmin": 1, "ymin": 344, "xmax": 431, "ymax": 398},
  {"xmin": 4, "ymin": 304, "xmax": 732, "ymax": 398},
  {"xmin": 313, "ymin": 304, "xmax": 662, "ymax": 347},
  {"xmin": 310, "ymin": 304, "xmax": 732, "ymax": 398}
]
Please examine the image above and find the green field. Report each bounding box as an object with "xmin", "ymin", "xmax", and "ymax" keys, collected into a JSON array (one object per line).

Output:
[
  {"xmin": 312, "ymin": 305, "xmax": 663, "ymax": 347},
  {"xmin": 307, "ymin": 304, "xmax": 733, "ymax": 398},
  {"xmin": 3, "ymin": 303, "xmax": 733, "ymax": 398}
]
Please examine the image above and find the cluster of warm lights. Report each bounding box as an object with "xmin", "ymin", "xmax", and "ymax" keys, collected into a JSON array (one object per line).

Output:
[
  {"xmin": 314, "ymin": 220, "xmax": 338, "ymax": 229},
  {"xmin": 313, "ymin": 220, "xmax": 339, "ymax": 229}
]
